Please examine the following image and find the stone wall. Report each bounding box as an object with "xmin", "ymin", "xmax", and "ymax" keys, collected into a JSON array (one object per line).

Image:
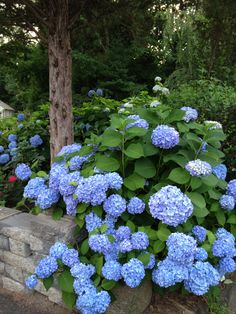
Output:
[{"xmin": 0, "ymin": 207, "xmax": 76, "ymax": 305}]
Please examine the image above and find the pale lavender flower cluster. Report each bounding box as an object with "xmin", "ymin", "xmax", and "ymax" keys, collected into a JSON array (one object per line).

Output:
[
  {"xmin": 219, "ymin": 195, "xmax": 235, "ymax": 211},
  {"xmin": 181, "ymin": 106, "xmax": 198, "ymax": 123},
  {"xmin": 0, "ymin": 153, "xmax": 10, "ymax": 164},
  {"xmin": 226, "ymin": 179, "xmax": 236, "ymax": 201},
  {"xmin": 192, "ymin": 226, "xmax": 207, "ymax": 243},
  {"xmin": 148, "ymin": 185, "xmax": 193, "ymax": 226},
  {"xmin": 126, "ymin": 115, "xmax": 149, "ymax": 130},
  {"xmin": 212, "ymin": 164, "xmax": 227, "ymax": 180},
  {"xmin": 212, "ymin": 228, "xmax": 236, "ymax": 258},
  {"xmin": 151, "ymin": 125, "xmax": 179, "ymax": 149},
  {"xmin": 127, "ymin": 197, "xmax": 145, "ymax": 214},
  {"xmin": 185, "ymin": 159, "xmax": 212, "ymax": 177},
  {"xmin": 29, "ymin": 134, "xmax": 43, "ymax": 147},
  {"xmin": 121, "ymin": 258, "xmax": 145, "ymax": 288},
  {"xmin": 15, "ymin": 163, "xmax": 31, "ymax": 181}
]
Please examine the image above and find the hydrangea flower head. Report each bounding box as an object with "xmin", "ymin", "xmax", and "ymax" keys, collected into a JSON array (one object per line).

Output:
[
  {"xmin": 126, "ymin": 115, "xmax": 149, "ymax": 130},
  {"xmin": 121, "ymin": 258, "xmax": 145, "ymax": 288},
  {"xmin": 15, "ymin": 163, "xmax": 31, "ymax": 181},
  {"xmin": 49, "ymin": 163, "xmax": 69, "ymax": 192},
  {"xmin": 57, "ymin": 143, "xmax": 82, "ymax": 158},
  {"xmin": 96, "ymin": 88, "xmax": 103, "ymax": 96},
  {"xmin": 167, "ymin": 233, "xmax": 197, "ymax": 265},
  {"xmin": 127, "ymin": 197, "xmax": 145, "ymax": 214},
  {"xmin": 152, "ymin": 258, "xmax": 189, "ymax": 288},
  {"xmin": 0, "ymin": 153, "xmax": 10, "ymax": 164},
  {"xmin": 88, "ymin": 89, "xmax": 96, "ymax": 97},
  {"xmin": 69, "ymin": 155, "xmax": 87, "ymax": 171},
  {"xmin": 0, "ymin": 145, "xmax": 4, "ymax": 153},
  {"xmin": 8, "ymin": 141, "xmax": 17, "ymax": 150},
  {"xmin": 61, "ymin": 248, "xmax": 79, "ymax": 267},
  {"xmin": 70, "ymin": 263, "xmax": 95, "ymax": 279},
  {"xmin": 150, "ymin": 100, "xmax": 161, "ymax": 107},
  {"xmin": 18, "ymin": 123, "xmax": 24, "ymax": 129},
  {"xmin": 8, "ymin": 134, "xmax": 17, "ymax": 142},
  {"xmin": 105, "ymin": 172, "xmax": 123, "ymax": 190},
  {"xmin": 119, "ymin": 239, "xmax": 133, "ymax": 253},
  {"xmin": 35, "ymin": 256, "xmax": 58, "ymax": 279},
  {"xmin": 212, "ymin": 164, "xmax": 227, "ymax": 180},
  {"xmin": 76, "ymin": 289, "xmax": 111, "ymax": 314},
  {"xmin": 218, "ymin": 257, "xmax": 236, "ymax": 276},
  {"xmin": 23, "ymin": 177, "xmax": 46, "ymax": 199},
  {"xmin": 30, "ymin": 134, "xmax": 43, "ymax": 147},
  {"xmin": 204, "ymin": 120, "xmax": 222, "ymax": 130},
  {"xmin": 185, "ymin": 159, "xmax": 212, "ymax": 177},
  {"xmin": 63, "ymin": 194, "xmax": 79, "ymax": 216},
  {"xmin": 192, "ymin": 226, "xmax": 207, "ymax": 243},
  {"xmin": 85, "ymin": 212, "xmax": 102, "ymax": 233},
  {"xmin": 212, "ymin": 228, "xmax": 236, "ymax": 258},
  {"xmin": 59, "ymin": 171, "xmax": 82, "ymax": 196},
  {"xmin": 151, "ymin": 125, "xmax": 179, "ymax": 149},
  {"xmin": 103, "ymin": 194, "xmax": 126, "ymax": 218},
  {"xmin": 89, "ymin": 234, "xmax": 112, "ymax": 254},
  {"xmin": 36, "ymin": 189, "xmax": 60, "ymax": 209},
  {"xmin": 195, "ymin": 248, "xmax": 208, "ymax": 261},
  {"xmin": 25, "ymin": 275, "xmax": 38, "ymax": 289},
  {"xmin": 226, "ymin": 179, "xmax": 236, "ymax": 201},
  {"xmin": 219, "ymin": 195, "xmax": 235, "ymax": 211},
  {"xmin": 49, "ymin": 242, "xmax": 67, "ymax": 259},
  {"xmin": 181, "ymin": 106, "xmax": 198, "ymax": 123},
  {"xmin": 131, "ymin": 232, "xmax": 149, "ymax": 250},
  {"xmin": 17, "ymin": 113, "xmax": 25, "ymax": 121},
  {"xmin": 116, "ymin": 226, "xmax": 131, "ymax": 242},
  {"xmin": 184, "ymin": 261, "xmax": 220, "ymax": 295},
  {"xmin": 149, "ymin": 185, "xmax": 193, "ymax": 227},
  {"xmin": 102, "ymin": 260, "xmax": 122, "ymax": 281}
]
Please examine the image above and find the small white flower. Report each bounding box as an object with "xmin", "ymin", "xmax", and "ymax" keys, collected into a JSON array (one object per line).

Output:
[
  {"xmin": 161, "ymin": 87, "xmax": 170, "ymax": 95},
  {"xmin": 152, "ymin": 85, "xmax": 163, "ymax": 92},
  {"xmin": 204, "ymin": 120, "xmax": 222, "ymax": 130},
  {"xmin": 150, "ymin": 100, "xmax": 161, "ymax": 107},
  {"xmin": 123, "ymin": 102, "xmax": 133, "ymax": 108},
  {"xmin": 118, "ymin": 108, "xmax": 126, "ymax": 113},
  {"xmin": 155, "ymin": 76, "xmax": 162, "ymax": 82},
  {"xmin": 103, "ymin": 107, "xmax": 110, "ymax": 113}
]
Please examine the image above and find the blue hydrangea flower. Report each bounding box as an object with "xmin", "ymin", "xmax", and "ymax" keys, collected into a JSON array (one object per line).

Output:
[
  {"xmin": 88, "ymin": 89, "xmax": 96, "ymax": 97},
  {"xmin": 73, "ymin": 279, "xmax": 95, "ymax": 295},
  {"xmin": 131, "ymin": 232, "xmax": 149, "ymax": 250},
  {"xmin": 140, "ymin": 252, "xmax": 156, "ymax": 269},
  {"xmin": 69, "ymin": 155, "xmax": 87, "ymax": 171},
  {"xmin": 152, "ymin": 258, "xmax": 189, "ymax": 288},
  {"xmin": 49, "ymin": 242, "xmax": 68, "ymax": 259},
  {"xmin": 23, "ymin": 177, "xmax": 46, "ymax": 199},
  {"xmin": 25, "ymin": 275, "xmax": 38, "ymax": 289},
  {"xmin": 85, "ymin": 212, "xmax": 102, "ymax": 232},
  {"xmin": 8, "ymin": 141, "xmax": 17, "ymax": 150},
  {"xmin": 102, "ymin": 260, "xmax": 122, "ymax": 281},
  {"xmin": 151, "ymin": 125, "xmax": 179, "ymax": 149},
  {"xmin": 49, "ymin": 163, "xmax": 69, "ymax": 192},
  {"xmin": 218, "ymin": 257, "xmax": 236, "ymax": 276},
  {"xmin": 181, "ymin": 107, "xmax": 198, "ymax": 123},
  {"xmin": 195, "ymin": 248, "xmax": 208, "ymax": 261},
  {"xmin": 185, "ymin": 159, "xmax": 212, "ymax": 177},
  {"xmin": 105, "ymin": 172, "xmax": 123, "ymax": 190},
  {"xmin": 127, "ymin": 197, "xmax": 145, "ymax": 214},
  {"xmin": 121, "ymin": 258, "xmax": 145, "ymax": 288},
  {"xmin": 8, "ymin": 134, "xmax": 17, "ymax": 142},
  {"xmin": 212, "ymin": 228, "xmax": 236, "ymax": 258},
  {"xmin": 126, "ymin": 115, "xmax": 149, "ymax": 130},
  {"xmin": 35, "ymin": 256, "xmax": 58, "ymax": 279},
  {"xmin": 184, "ymin": 261, "xmax": 220, "ymax": 295},
  {"xmin": 219, "ymin": 195, "xmax": 235, "ymax": 211},
  {"xmin": 89, "ymin": 234, "xmax": 112, "ymax": 254},
  {"xmin": 119, "ymin": 239, "xmax": 133, "ymax": 253},
  {"xmin": 0, "ymin": 131, "xmax": 3, "ymax": 136},
  {"xmin": 104, "ymin": 243, "xmax": 119, "ymax": 262},
  {"xmin": 36, "ymin": 189, "xmax": 60, "ymax": 209},
  {"xmin": 76, "ymin": 289, "xmax": 111, "ymax": 314},
  {"xmin": 15, "ymin": 163, "xmax": 31, "ymax": 181},
  {"xmin": 18, "ymin": 123, "xmax": 24, "ymax": 129},
  {"xmin": 201, "ymin": 141, "xmax": 208, "ymax": 152},
  {"xmin": 57, "ymin": 143, "xmax": 82, "ymax": 158},
  {"xmin": 59, "ymin": 171, "xmax": 82, "ymax": 196},
  {"xmin": 71, "ymin": 263, "xmax": 95, "ymax": 279},
  {"xmin": 204, "ymin": 120, "xmax": 222, "ymax": 130},
  {"xmin": 30, "ymin": 134, "xmax": 43, "ymax": 147},
  {"xmin": 75, "ymin": 174, "xmax": 109, "ymax": 206},
  {"xmin": 226, "ymin": 179, "xmax": 236, "ymax": 201},
  {"xmin": 192, "ymin": 226, "xmax": 207, "ymax": 243},
  {"xmin": 103, "ymin": 215, "xmax": 117, "ymax": 234},
  {"xmin": 61, "ymin": 248, "xmax": 79, "ymax": 267},
  {"xmin": 103, "ymin": 194, "xmax": 126, "ymax": 218},
  {"xmin": 116, "ymin": 226, "xmax": 131, "ymax": 242},
  {"xmin": 17, "ymin": 113, "xmax": 25, "ymax": 121},
  {"xmin": 149, "ymin": 185, "xmax": 193, "ymax": 227},
  {"xmin": 63, "ymin": 194, "xmax": 79, "ymax": 216},
  {"xmin": 0, "ymin": 153, "xmax": 10, "ymax": 164},
  {"xmin": 0, "ymin": 145, "xmax": 4, "ymax": 153},
  {"xmin": 96, "ymin": 88, "xmax": 103, "ymax": 96},
  {"xmin": 167, "ymin": 233, "xmax": 197, "ymax": 265},
  {"xmin": 212, "ymin": 164, "xmax": 227, "ymax": 180}
]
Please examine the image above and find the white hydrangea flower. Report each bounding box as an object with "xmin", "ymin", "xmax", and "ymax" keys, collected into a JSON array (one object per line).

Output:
[
  {"xmin": 150, "ymin": 100, "xmax": 161, "ymax": 107},
  {"xmin": 152, "ymin": 85, "xmax": 163, "ymax": 92},
  {"xmin": 204, "ymin": 120, "xmax": 222, "ymax": 130},
  {"xmin": 123, "ymin": 102, "xmax": 133, "ymax": 108},
  {"xmin": 155, "ymin": 76, "xmax": 162, "ymax": 82}
]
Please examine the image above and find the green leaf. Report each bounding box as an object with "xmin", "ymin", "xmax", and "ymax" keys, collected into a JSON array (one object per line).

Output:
[
  {"xmin": 77, "ymin": 203, "xmax": 88, "ymax": 214},
  {"xmin": 102, "ymin": 129, "xmax": 122, "ymax": 147},
  {"xmin": 93, "ymin": 275, "xmax": 101, "ymax": 287},
  {"xmin": 126, "ymin": 126, "xmax": 148, "ymax": 137},
  {"xmin": 80, "ymin": 239, "xmax": 89, "ymax": 255},
  {"xmin": 166, "ymin": 109, "xmax": 185, "ymax": 123},
  {"xmin": 163, "ymin": 154, "xmax": 187, "ymax": 168},
  {"xmin": 100, "ymin": 224, "xmax": 108, "ymax": 233},
  {"xmin": 227, "ymin": 215, "xmax": 236, "ymax": 224},
  {"xmin": 78, "ymin": 145, "xmax": 94, "ymax": 156},
  {"xmin": 96, "ymin": 155, "xmax": 120, "ymax": 171},
  {"xmin": 168, "ymin": 168, "xmax": 190, "ymax": 184},
  {"xmin": 210, "ymin": 202, "xmax": 220, "ymax": 212},
  {"xmin": 96, "ymin": 256, "xmax": 104, "ymax": 276},
  {"xmin": 37, "ymin": 171, "xmax": 48, "ymax": 178},
  {"xmin": 52, "ymin": 207, "xmax": 63, "ymax": 220},
  {"xmin": 135, "ymin": 158, "xmax": 156, "ymax": 178},
  {"xmin": 124, "ymin": 143, "xmax": 144, "ymax": 159},
  {"xmin": 101, "ymin": 279, "xmax": 117, "ymax": 290},
  {"xmin": 142, "ymin": 143, "xmax": 159, "ymax": 157},
  {"xmin": 153, "ymin": 240, "xmax": 165, "ymax": 254},
  {"xmin": 207, "ymin": 231, "xmax": 216, "ymax": 244},
  {"xmin": 58, "ymin": 270, "xmax": 74, "ymax": 293},
  {"xmin": 190, "ymin": 177, "xmax": 202, "ymax": 190},
  {"xmin": 43, "ymin": 276, "xmax": 53, "ymax": 291},
  {"xmin": 193, "ymin": 207, "xmax": 209, "ymax": 218},
  {"xmin": 124, "ymin": 173, "xmax": 145, "ymax": 191},
  {"xmin": 107, "ymin": 234, "xmax": 116, "ymax": 243},
  {"xmin": 138, "ymin": 253, "xmax": 151, "ymax": 266},
  {"xmin": 201, "ymin": 174, "xmax": 218, "ymax": 187},
  {"xmin": 157, "ymin": 227, "xmax": 171, "ymax": 241},
  {"xmin": 126, "ymin": 220, "xmax": 136, "ymax": 233},
  {"xmin": 110, "ymin": 115, "xmax": 123, "ymax": 129},
  {"xmin": 62, "ymin": 291, "xmax": 76, "ymax": 309},
  {"xmin": 187, "ymin": 192, "xmax": 206, "ymax": 208},
  {"xmin": 216, "ymin": 211, "xmax": 226, "ymax": 226}
]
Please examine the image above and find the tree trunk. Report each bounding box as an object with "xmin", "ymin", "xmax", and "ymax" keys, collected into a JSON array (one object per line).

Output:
[{"xmin": 48, "ymin": 0, "xmax": 74, "ymax": 160}]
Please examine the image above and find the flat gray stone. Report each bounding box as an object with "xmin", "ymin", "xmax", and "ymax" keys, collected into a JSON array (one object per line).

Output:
[
  {"xmin": 5, "ymin": 264, "xmax": 24, "ymax": 283},
  {"xmin": 9, "ymin": 238, "xmax": 31, "ymax": 257},
  {"xmin": 107, "ymin": 280, "xmax": 152, "ymax": 314},
  {"xmin": 2, "ymin": 276, "xmax": 26, "ymax": 293},
  {"xmin": 0, "ymin": 207, "xmax": 20, "ymax": 221},
  {"xmin": 0, "ymin": 235, "xmax": 9, "ymax": 250},
  {"xmin": 2, "ymin": 251, "xmax": 37, "ymax": 273},
  {"xmin": 0, "ymin": 262, "xmax": 4, "ymax": 273}
]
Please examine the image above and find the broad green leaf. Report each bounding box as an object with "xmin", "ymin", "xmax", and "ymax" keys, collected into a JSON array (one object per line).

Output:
[
  {"xmin": 142, "ymin": 143, "xmax": 159, "ymax": 157},
  {"xmin": 163, "ymin": 154, "xmax": 187, "ymax": 168},
  {"xmin": 135, "ymin": 158, "xmax": 156, "ymax": 178},
  {"xmin": 187, "ymin": 192, "xmax": 206, "ymax": 209},
  {"xmin": 100, "ymin": 224, "xmax": 108, "ymax": 233},
  {"xmin": 96, "ymin": 155, "xmax": 120, "ymax": 171},
  {"xmin": 37, "ymin": 171, "xmax": 48, "ymax": 178},
  {"xmin": 124, "ymin": 143, "xmax": 144, "ymax": 159},
  {"xmin": 96, "ymin": 256, "xmax": 104, "ymax": 276},
  {"xmin": 124, "ymin": 173, "xmax": 145, "ymax": 191},
  {"xmin": 190, "ymin": 177, "xmax": 202, "ymax": 190},
  {"xmin": 153, "ymin": 240, "xmax": 165, "ymax": 254},
  {"xmin": 58, "ymin": 270, "xmax": 74, "ymax": 293},
  {"xmin": 126, "ymin": 126, "xmax": 148, "ymax": 137},
  {"xmin": 216, "ymin": 211, "xmax": 226, "ymax": 226},
  {"xmin": 138, "ymin": 253, "xmax": 151, "ymax": 266},
  {"xmin": 201, "ymin": 174, "xmax": 218, "ymax": 187},
  {"xmin": 193, "ymin": 207, "xmax": 209, "ymax": 218},
  {"xmin": 210, "ymin": 202, "xmax": 220, "ymax": 212},
  {"xmin": 78, "ymin": 145, "xmax": 94, "ymax": 156},
  {"xmin": 110, "ymin": 115, "xmax": 123, "ymax": 129},
  {"xmin": 207, "ymin": 231, "xmax": 216, "ymax": 244},
  {"xmin": 77, "ymin": 203, "xmax": 89, "ymax": 214},
  {"xmin": 43, "ymin": 276, "xmax": 53, "ymax": 291},
  {"xmin": 166, "ymin": 109, "xmax": 185, "ymax": 123},
  {"xmin": 80, "ymin": 239, "xmax": 89, "ymax": 255},
  {"xmin": 62, "ymin": 291, "xmax": 76, "ymax": 309},
  {"xmin": 157, "ymin": 227, "xmax": 171, "ymax": 241},
  {"xmin": 102, "ymin": 129, "xmax": 122, "ymax": 147},
  {"xmin": 227, "ymin": 215, "xmax": 236, "ymax": 224},
  {"xmin": 101, "ymin": 279, "xmax": 117, "ymax": 290},
  {"xmin": 52, "ymin": 207, "xmax": 63, "ymax": 221},
  {"xmin": 168, "ymin": 168, "xmax": 190, "ymax": 184},
  {"xmin": 126, "ymin": 220, "xmax": 136, "ymax": 233}
]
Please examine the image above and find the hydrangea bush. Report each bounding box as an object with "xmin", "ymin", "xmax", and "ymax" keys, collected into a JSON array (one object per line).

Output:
[{"xmin": 22, "ymin": 84, "xmax": 236, "ymax": 313}]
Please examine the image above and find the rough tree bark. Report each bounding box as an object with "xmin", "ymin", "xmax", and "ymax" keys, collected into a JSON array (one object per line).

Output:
[{"xmin": 48, "ymin": 0, "xmax": 74, "ymax": 160}]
